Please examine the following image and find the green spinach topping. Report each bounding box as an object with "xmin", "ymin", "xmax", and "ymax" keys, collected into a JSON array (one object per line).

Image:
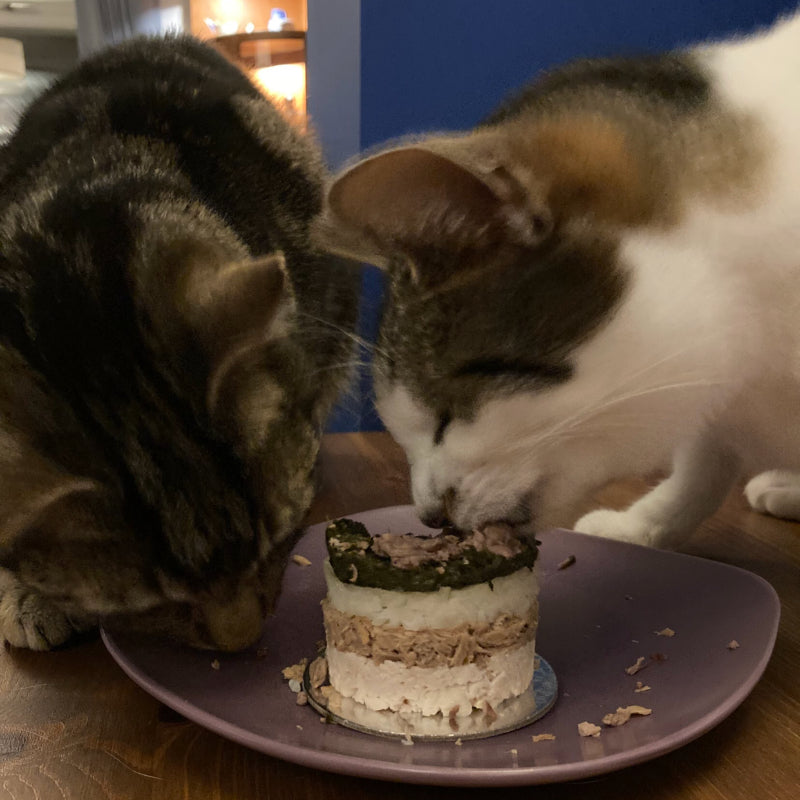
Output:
[{"xmin": 325, "ymin": 518, "xmax": 538, "ymax": 592}]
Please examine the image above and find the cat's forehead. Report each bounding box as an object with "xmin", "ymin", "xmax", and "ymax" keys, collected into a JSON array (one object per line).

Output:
[{"xmin": 376, "ymin": 236, "xmax": 629, "ymax": 415}]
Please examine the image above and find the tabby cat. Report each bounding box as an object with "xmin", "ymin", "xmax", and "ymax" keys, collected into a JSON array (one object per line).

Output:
[
  {"xmin": 317, "ymin": 11, "xmax": 800, "ymax": 549},
  {"xmin": 0, "ymin": 36, "xmax": 358, "ymax": 650}
]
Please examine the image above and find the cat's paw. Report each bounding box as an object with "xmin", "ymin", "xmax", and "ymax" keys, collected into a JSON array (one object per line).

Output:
[
  {"xmin": 0, "ymin": 579, "xmax": 86, "ymax": 650},
  {"xmin": 744, "ymin": 470, "xmax": 800, "ymax": 521},
  {"xmin": 574, "ymin": 508, "xmax": 670, "ymax": 548}
]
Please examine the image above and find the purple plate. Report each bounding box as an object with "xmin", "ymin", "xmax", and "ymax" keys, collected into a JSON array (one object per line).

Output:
[{"xmin": 101, "ymin": 505, "xmax": 780, "ymax": 787}]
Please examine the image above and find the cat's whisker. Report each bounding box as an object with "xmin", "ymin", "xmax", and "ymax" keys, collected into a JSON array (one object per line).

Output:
[
  {"xmin": 505, "ymin": 376, "xmax": 728, "ymax": 454},
  {"xmin": 294, "ymin": 311, "xmax": 390, "ymax": 358},
  {"xmin": 605, "ymin": 325, "xmax": 751, "ymax": 394},
  {"xmin": 310, "ymin": 360, "xmax": 375, "ymax": 376}
]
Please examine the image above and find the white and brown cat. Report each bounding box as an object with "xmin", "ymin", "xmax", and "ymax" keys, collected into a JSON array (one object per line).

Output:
[{"xmin": 317, "ymin": 10, "xmax": 800, "ymax": 549}]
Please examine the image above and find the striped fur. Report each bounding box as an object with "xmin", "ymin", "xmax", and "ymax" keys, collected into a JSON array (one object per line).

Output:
[{"xmin": 0, "ymin": 36, "xmax": 358, "ymax": 650}]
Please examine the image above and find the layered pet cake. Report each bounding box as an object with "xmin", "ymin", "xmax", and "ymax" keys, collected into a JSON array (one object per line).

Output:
[{"xmin": 321, "ymin": 518, "xmax": 539, "ymax": 718}]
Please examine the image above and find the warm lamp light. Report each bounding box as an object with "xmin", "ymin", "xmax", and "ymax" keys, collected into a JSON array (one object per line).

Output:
[{"xmin": 254, "ymin": 62, "xmax": 306, "ymax": 117}]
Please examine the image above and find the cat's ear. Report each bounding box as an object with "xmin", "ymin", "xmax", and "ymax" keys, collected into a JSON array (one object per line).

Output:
[
  {"xmin": 179, "ymin": 252, "xmax": 295, "ymax": 416},
  {"xmin": 316, "ymin": 117, "xmax": 646, "ymax": 279},
  {"xmin": 314, "ymin": 133, "xmax": 552, "ymax": 270}
]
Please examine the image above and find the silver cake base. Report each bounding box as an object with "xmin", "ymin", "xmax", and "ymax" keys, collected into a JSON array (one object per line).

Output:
[{"xmin": 303, "ymin": 654, "xmax": 557, "ymax": 742}]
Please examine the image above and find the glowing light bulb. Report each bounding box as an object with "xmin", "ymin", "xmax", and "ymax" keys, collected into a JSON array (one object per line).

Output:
[{"xmin": 254, "ymin": 63, "xmax": 306, "ymax": 109}]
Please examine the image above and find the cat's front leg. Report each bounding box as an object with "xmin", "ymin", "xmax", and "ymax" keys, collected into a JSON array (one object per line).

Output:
[
  {"xmin": 0, "ymin": 569, "xmax": 91, "ymax": 650},
  {"xmin": 575, "ymin": 431, "xmax": 739, "ymax": 549}
]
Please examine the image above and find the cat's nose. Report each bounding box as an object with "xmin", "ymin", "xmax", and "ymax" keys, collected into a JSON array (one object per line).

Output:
[
  {"xmin": 420, "ymin": 509, "xmax": 452, "ymax": 529},
  {"xmin": 420, "ymin": 488, "xmax": 457, "ymax": 529},
  {"xmin": 202, "ymin": 585, "xmax": 263, "ymax": 651}
]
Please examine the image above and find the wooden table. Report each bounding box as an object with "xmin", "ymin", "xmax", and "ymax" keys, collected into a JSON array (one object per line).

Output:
[{"xmin": 0, "ymin": 432, "xmax": 797, "ymax": 799}]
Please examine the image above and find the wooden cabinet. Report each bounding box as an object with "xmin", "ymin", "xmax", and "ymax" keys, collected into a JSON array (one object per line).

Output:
[
  {"xmin": 189, "ymin": 1, "xmax": 306, "ymax": 38},
  {"xmin": 189, "ymin": 1, "xmax": 307, "ymax": 120}
]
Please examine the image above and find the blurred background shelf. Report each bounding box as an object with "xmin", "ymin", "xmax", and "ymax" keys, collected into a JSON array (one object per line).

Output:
[{"xmin": 0, "ymin": 0, "xmax": 76, "ymax": 71}]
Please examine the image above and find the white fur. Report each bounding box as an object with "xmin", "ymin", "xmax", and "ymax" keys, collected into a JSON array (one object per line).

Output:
[{"xmin": 378, "ymin": 12, "xmax": 800, "ymax": 547}]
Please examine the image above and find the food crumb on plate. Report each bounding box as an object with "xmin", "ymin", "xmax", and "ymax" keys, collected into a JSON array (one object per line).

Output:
[
  {"xmin": 578, "ymin": 721, "xmax": 602, "ymax": 738},
  {"xmin": 454, "ymin": 738, "xmax": 463, "ymax": 746},
  {"xmin": 532, "ymin": 733, "xmax": 556, "ymax": 742},
  {"xmin": 625, "ymin": 656, "xmax": 648, "ymax": 675},
  {"xmin": 634, "ymin": 681, "xmax": 651, "ymax": 693},
  {"xmin": 401, "ymin": 734, "xmax": 414, "ymax": 746},
  {"xmin": 291, "ymin": 554, "xmax": 312, "ymax": 567},
  {"xmin": 650, "ymin": 652, "xmax": 668, "ymax": 662},
  {"xmin": 448, "ymin": 706, "xmax": 460, "ymax": 732},
  {"xmin": 727, "ymin": 639, "xmax": 740, "ymax": 650},
  {"xmin": 319, "ymin": 684, "xmax": 343, "ymax": 713},
  {"xmin": 654, "ymin": 627, "xmax": 676, "ymax": 637},
  {"xmin": 557, "ymin": 554, "xmax": 577, "ymax": 570},
  {"xmin": 602, "ymin": 705, "xmax": 652, "ymax": 727},
  {"xmin": 309, "ymin": 656, "xmax": 328, "ymax": 689},
  {"xmin": 281, "ymin": 658, "xmax": 308, "ymax": 682}
]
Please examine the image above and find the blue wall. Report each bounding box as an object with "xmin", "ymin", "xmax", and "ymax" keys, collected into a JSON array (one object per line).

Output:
[
  {"xmin": 360, "ymin": 0, "xmax": 796, "ymax": 145},
  {"xmin": 315, "ymin": 0, "xmax": 796, "ymax": 431}
]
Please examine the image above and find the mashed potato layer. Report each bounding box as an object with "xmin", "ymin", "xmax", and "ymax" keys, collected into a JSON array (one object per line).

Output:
[{"xmin": 322, "ymin": 560, "xmax": 538, "ymax": 630}]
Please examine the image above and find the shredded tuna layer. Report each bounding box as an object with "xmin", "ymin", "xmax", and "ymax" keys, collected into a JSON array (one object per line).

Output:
[
  {"xmin": 322, "ymin": 598, "xmax": 538, "ymax": 669},
  {"xmin": 370, "ymin": 522, "xmax": 524, "ymax": 569}
]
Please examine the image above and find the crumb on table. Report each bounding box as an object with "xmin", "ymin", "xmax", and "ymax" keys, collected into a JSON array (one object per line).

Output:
[
  {"xmin": 291, "ymin": 554, "xmax": 312, "ymax": 567},
  {"xmin": 532, "ymin": 733, "xmax": 556, "ymax": 742}
]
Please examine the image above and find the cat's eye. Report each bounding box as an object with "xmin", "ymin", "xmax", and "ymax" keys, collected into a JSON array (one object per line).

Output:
[
  {"xmin": 434, "ymin": 412, "xmax": 452, "ymax": 445},
  {"xmin": 453, "ymin": 358, "xmax": 572, "ymax": 384}
]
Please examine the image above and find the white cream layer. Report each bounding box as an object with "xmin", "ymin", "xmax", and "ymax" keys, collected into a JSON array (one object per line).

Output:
[
  {"xmin": 323, "ymin": 560, "xmax": 538, "ymax": 630},
  {"xmin": 325, "ymin": 639, "xmax": 536, "ymax": 717}
]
